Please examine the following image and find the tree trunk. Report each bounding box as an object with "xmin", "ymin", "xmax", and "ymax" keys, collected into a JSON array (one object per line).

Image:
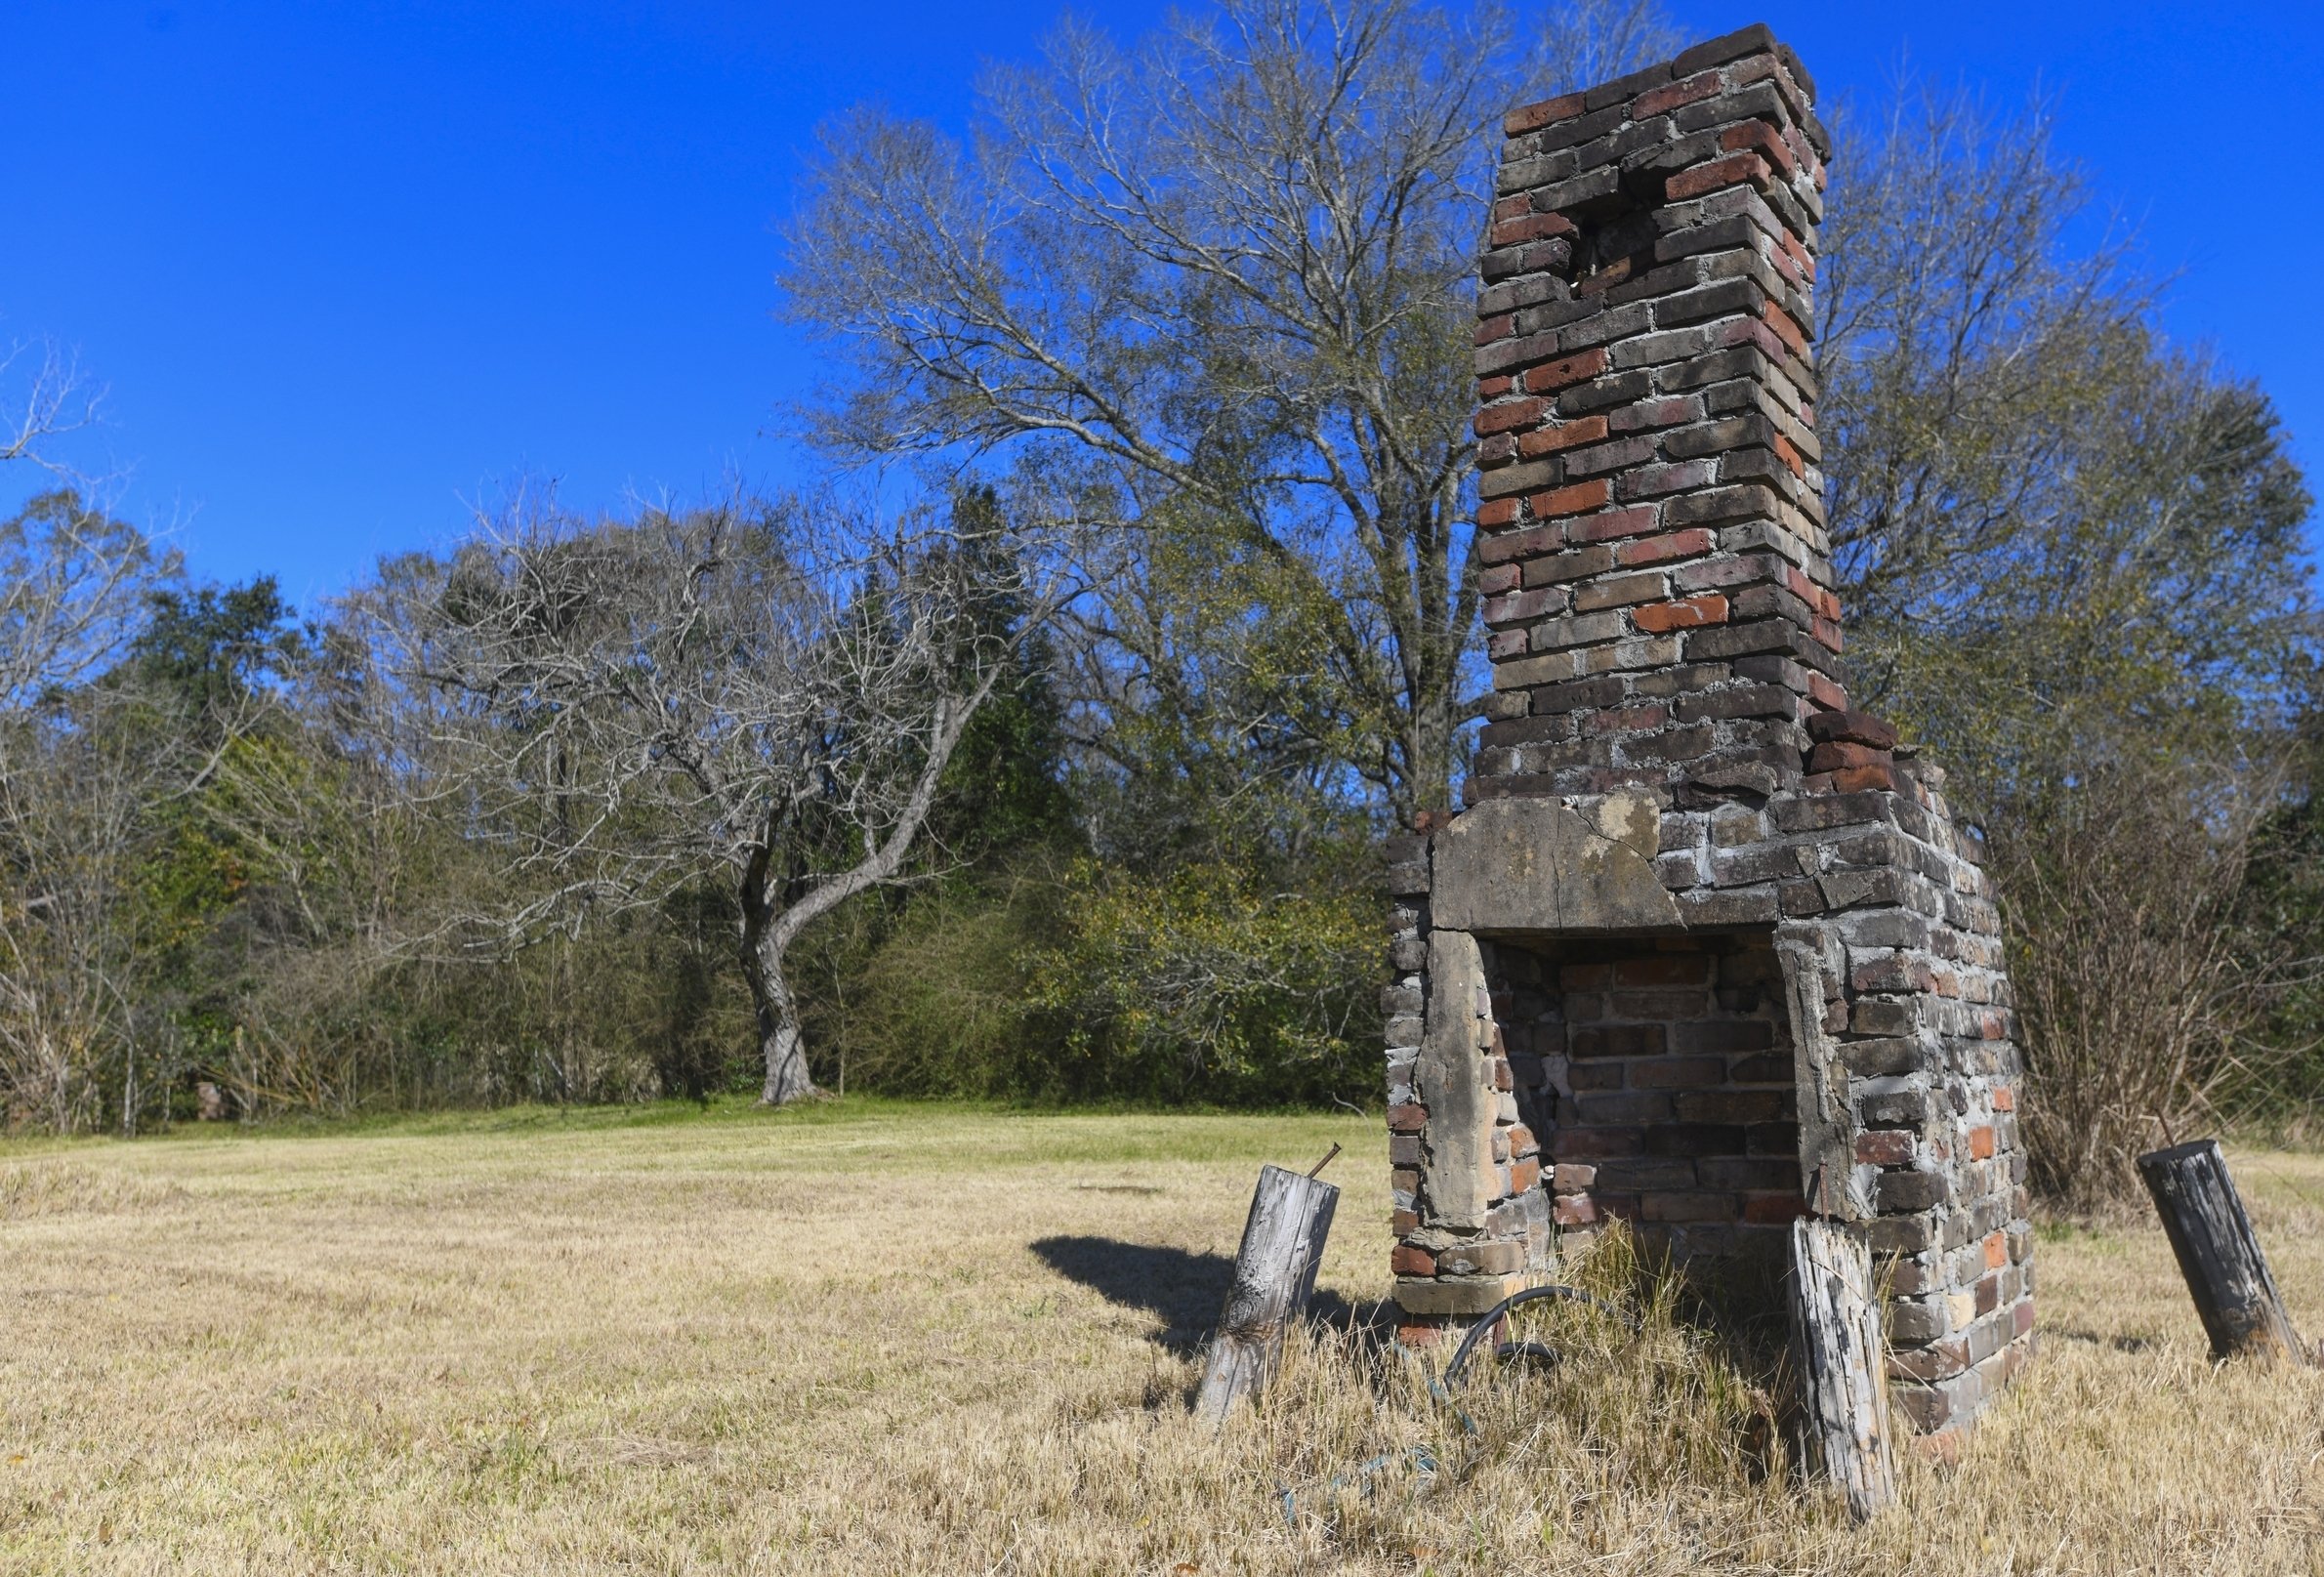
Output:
[
  {"xmin": 741, "ymin": 909, "xmax": 819, "ymax": 1107},
  {"xmin": 2137, "ymin": 1139, "xmax": 2308, "ymax": 1364},
  {"xmin": 758, "ymin": 1010, "xmax": 816, "ymax": 1106}
]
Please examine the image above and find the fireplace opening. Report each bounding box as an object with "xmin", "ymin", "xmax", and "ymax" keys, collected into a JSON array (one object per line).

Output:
[{"xmin": 1484, "ymin": 932, "xmax": 1805, "ymax": 1267}]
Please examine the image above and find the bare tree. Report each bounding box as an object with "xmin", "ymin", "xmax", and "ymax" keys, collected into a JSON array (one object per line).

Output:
[
  {"xmin": 1818, "ymin": 90, "xmax": 2318, "ymax": 1206},
  {"xmin": 0, "ymin": 490, "xmax": 186, "ymax": 1132},
  {"xmin": 779, "ymin": 0, "xmax": 1679, "ymax": 824},
  {"xmin": 1993, "ymin": 756, "xmax": 2299, "ymax": 1212},
  {"xmin": 0, "ymin": 682, "xmax": 187, "ymax": 1131},
  {"xmin": 345, "ymin": 492, "xmax": 1066, "ymax": 1104},
  {"xmin": 1816, "ymin": 88, "xmax": 2152, "ymax": 665},
  {"xmin": 0, "ymin": 335, "xmax": 102, "ymax": 477}
]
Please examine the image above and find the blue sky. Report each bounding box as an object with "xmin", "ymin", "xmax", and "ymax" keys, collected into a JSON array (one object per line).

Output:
[{"xmin": 3, "ymin": 1, "xmax": 2318, "ymax": 613}]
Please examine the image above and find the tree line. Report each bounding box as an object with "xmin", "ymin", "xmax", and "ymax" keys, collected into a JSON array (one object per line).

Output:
[{"xmin": 1, "ymin": 0, "xmax": 2315, "ymax": 1207}]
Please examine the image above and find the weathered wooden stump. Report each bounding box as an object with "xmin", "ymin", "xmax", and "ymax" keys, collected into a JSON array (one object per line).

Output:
[
  {"xmin": 1193, "ymin": 1163, "xmax": 1339, "ymax": 1424},
  {"xmin": 2137, "ymin": 1139, "xmax": 2308, "ymax": 1364},
  {"xmin": 1789, "ymin": 1217, "xmax": 1896, "ymax": 1522}
]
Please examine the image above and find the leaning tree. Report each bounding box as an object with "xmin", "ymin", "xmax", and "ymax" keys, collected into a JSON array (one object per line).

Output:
[{"xmin": 345, "ymin": 492, "xmax": 1064, "ymax": 1104}]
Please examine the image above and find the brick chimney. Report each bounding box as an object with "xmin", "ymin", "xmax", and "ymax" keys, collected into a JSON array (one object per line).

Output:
[{"xmin": 1383, "ymin": 23, "xmax": 2033, "ymax": 1438}]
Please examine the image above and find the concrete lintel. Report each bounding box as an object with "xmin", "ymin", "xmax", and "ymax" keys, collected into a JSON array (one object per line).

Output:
[{"xmin": 1431, "ymin": 793, "xmax": 1681, "ymax": 934}]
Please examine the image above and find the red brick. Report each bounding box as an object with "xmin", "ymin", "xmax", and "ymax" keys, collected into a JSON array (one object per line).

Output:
[
  {"xmin": 1969, "ymin": 1125, "xmax": 1997, "ymax": 1161},
  {"xmin": 1983, "ymin": 1230, "xmax": 2009, "ymax": 1270},
  {"xmin": 1563, "ymin": 506, "xmax": 1660, "ymax": 543},
  {"xmin": 1854, "ymin": 1129, "xmax": 1915, "ymax": 1166},
  {"xmin": 1478, "ymin": 374, "xmax": 1515, "ymax": 398},
  {"xmin": 1666, "ymin": 151, "xmax": 1770, "ymax": 201},
  {"xmin": 1395, "ymin": 1317, "xmax": 1444, "ymax": 1348},
  {"xmin": 1390, "ymin": 1243, "xmax": 1436, "ymax": 1276},
  {"xmin": 1520, "ymin": 346, "xmax": 1608, "ymax": 394},
  {"xmin": 1806, "ymin": 740, "xmax": 1889, "ymax": 773},
  {"xmin": 1717, "ymin": 313, "xmax": 1792, "ymax": 363},
  {"xmin": 1488, "ymin": 211, "xmax": 1577, "ymax": 247},
  {"xmin": 1634, "ymin": 70, "xmax": 1723, "ymax": 117},
  {"xmin": 1478, "ymin": 522, "xmax": 1558, "ymax": 563},
  {"xmin": 1387, "ymin": 1101, "xmax": 1428, "ymax": 1133},
  {"xmin": 1741, "ymin": 1192, "xmax": 1808, "ymax": 1224},
  {"xmin": 1391, "ymin": 1209, "xmax": 1420, "ymax": 1235},
  {"xmin": 1505, "ymin": 93, "xmax": 1586, "ymax": 135},
  {"xmin": 1476, "ymin": 498, "xmax": 1521, "ymax": 529},
  {"xmin": 1632, "ymin": 594, "xmax": 1729, "ymax": 633},
  {"xmin": 1806, "ymin": 708, "xmax": 1895, "ymax": 749},
  {"xmin": 1553, "ymin": 1193, "xmax": 1598, "ymax": 1226},
  {"xmin": 1719, "ymin": 117, "xmax": 1799, "ymax": 175},
  {"xmin": 1992, "ymin": 1085, "xmax": 2015, "ymax": 1112},
  {"xmin": 1778, "ymin": 230, "xmax": 1815, "ymax": 282},
  {"xmin": 1473, "ymin": 313, "xmax": 1514, "ymax": 348},
  {"xmin": 1473, "ymin": 396, "xmax": 1548, "ymax": 437},
  {"xmin": 1490, "ymin": 194, "xmax": 1531, "ymax": 224},
  {"xmin": 1527, "ymin": 477, "xmax": 1611, "ymax": 517},
  {"xmin": 1762, "ymin": 300, "xmax": 1810, "ymax": 355},
  {"xmin": 1616, "ymin": 528, "xmax": 1714, "ymax": 567},
  {"xmin": 1516, "ymin": 414, "xmax": 1607, "ymax": 458},
  {"xmin": 1807, "ymin": 672, "xmax": 1848, "ymax": 712},
  {"xmin": 1828, "ymin": 764, "xmax": 1897, "ymax": 794},
  {"xmin": 1508, "ymin": 1156, "xmax": 1542, "ymax": 1192},
  {"xmin": 1773, "ymin": 432, "xmax": 1805, "ymax": 477}
]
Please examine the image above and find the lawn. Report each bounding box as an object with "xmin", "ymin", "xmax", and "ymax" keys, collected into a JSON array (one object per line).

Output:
[{"xmin": 3, "ymin": 1100, "xmax": 2322, "ymax": 1574}]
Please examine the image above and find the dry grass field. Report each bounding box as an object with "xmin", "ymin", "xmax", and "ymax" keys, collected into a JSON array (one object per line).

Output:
[{"xmin": 3, "ymin": 1100, "xmax": 2323, "ymax": 1575}]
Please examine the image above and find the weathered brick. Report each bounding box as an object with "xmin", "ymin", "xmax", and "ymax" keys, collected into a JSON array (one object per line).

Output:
[
  {"xmin": 1633, "ymin": 594, "xmax": 1730, "ymax": 633},
  {"xmin": 1516, "ymin": 415, "xmax": 1609, "ymax": 458},
  {"xmin": 1505, "ymin": 93, "xmax": 1588, "ymax": 136},
  {"xmin": 1522, "ymin": 347, "xmax": 1610, "ymax": 393},
  {"xmin": 1667, "ymin": 151, "xmax": 1771, "ymax": 201},
  {"xmin": 1615, "ymin": 528, "xmax": 1715, "ymax": 567}
]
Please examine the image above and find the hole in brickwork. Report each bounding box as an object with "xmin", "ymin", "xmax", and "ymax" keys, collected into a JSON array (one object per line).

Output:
[
  {"xmin": 1485, "ymin": 932, "xmax": 1804, "ymax": 1267},
  {"xmin": 1566, "ymin": 200, "xmax": 1660, "ymax": 297}
]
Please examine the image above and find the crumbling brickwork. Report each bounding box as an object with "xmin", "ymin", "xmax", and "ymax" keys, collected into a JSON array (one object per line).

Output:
[{"xmin": 1386, "ymin": 22, "xmax": 2033, "ymax": 1436}]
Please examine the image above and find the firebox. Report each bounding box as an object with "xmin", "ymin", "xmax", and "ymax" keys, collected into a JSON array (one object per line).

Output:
[{"xmin": 1384, "ymin": 24, "xmax": 2033, "ymax": 1438}]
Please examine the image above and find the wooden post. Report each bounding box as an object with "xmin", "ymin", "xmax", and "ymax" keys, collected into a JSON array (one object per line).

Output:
[
  {"xmin": 1193, "ymin": 1164, "xmax": 1340, "ymax": 1424},
  {"xmin": 2137, "ymin": 1139, "xmax": 2308, "ymax": 1364},
  {"xmin": 1789, "ymin": 1218, "xmax": 1896, "ymax": 1522}
]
